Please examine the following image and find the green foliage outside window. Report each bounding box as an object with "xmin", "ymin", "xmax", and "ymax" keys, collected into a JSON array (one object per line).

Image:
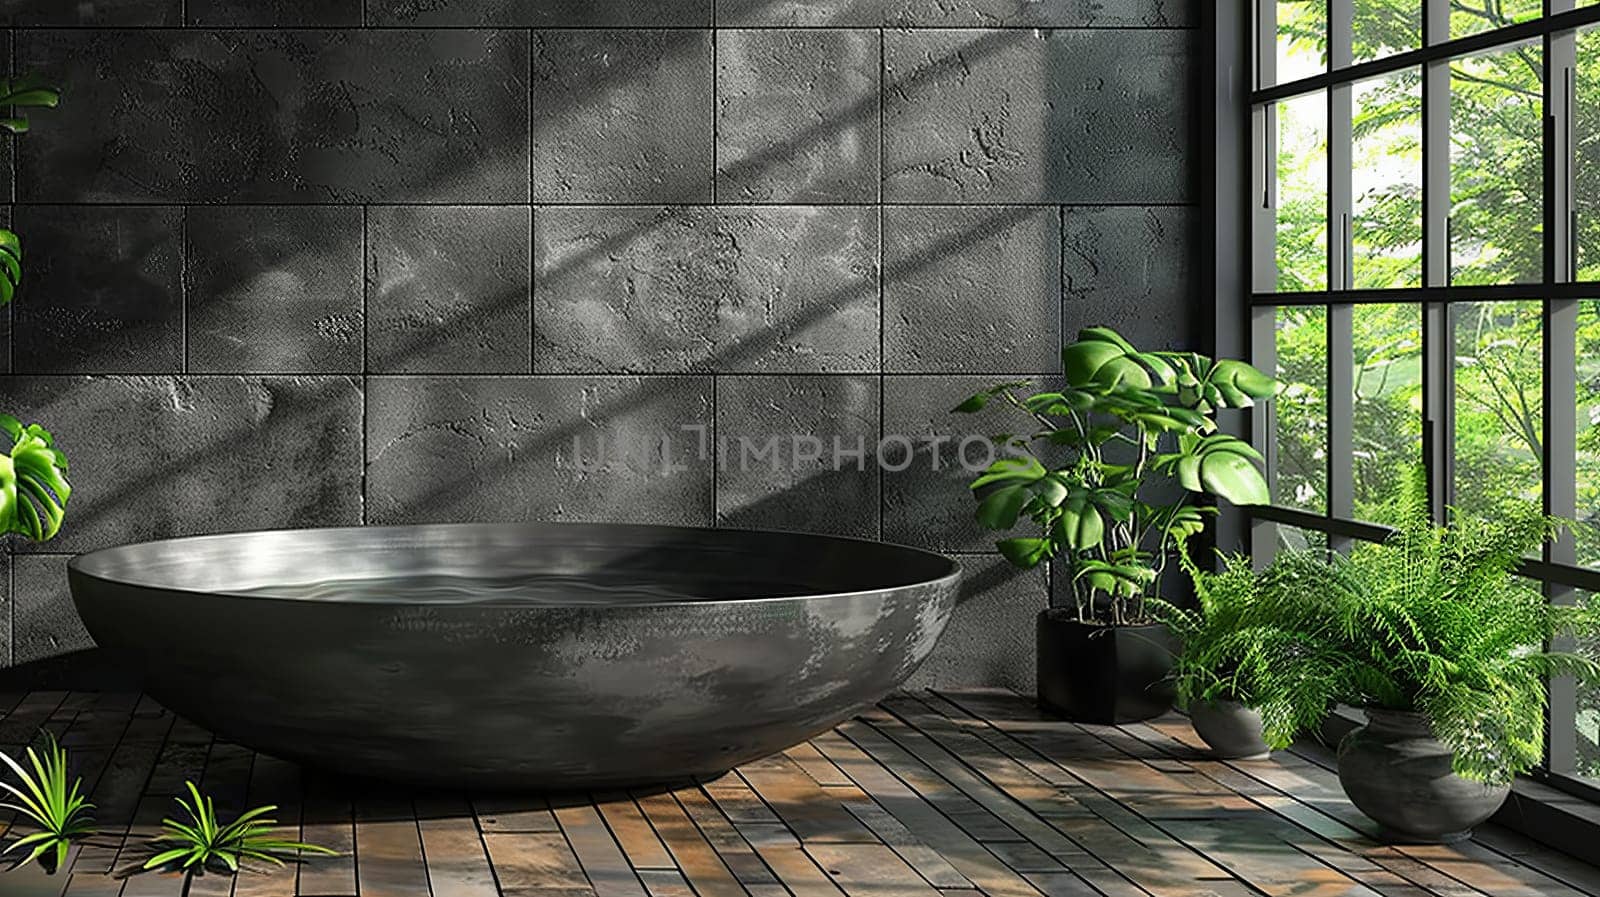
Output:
[{"xmin": 1269, "ymin": 2, "xmax": 1600, "ymax": 777}]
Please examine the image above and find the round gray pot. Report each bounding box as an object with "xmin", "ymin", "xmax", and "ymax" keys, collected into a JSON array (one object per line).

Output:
[
  {"xmin": 1189, "ymin": 699, "xmax": 1270, "ymax": 760},
  {"xmin": 1336, "ymin": 708, "xmax": 1510, "ymax": 844}
]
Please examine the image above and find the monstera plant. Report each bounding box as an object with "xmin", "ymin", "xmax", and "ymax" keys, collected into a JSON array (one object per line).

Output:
[
  {"xmin": 0, "ymin": 75, "xmax": 60, "ymax": 308},
  {"xmin": 0, "ymin": 75, "xmax": 68, "ymax": 543},
  {"xmin": 0, "ymin": 416, "xmax": 70, "ymax": 542},
  {"xmin": 956, "ymin": 327, "xmax": 1279, "ymax": 723}
]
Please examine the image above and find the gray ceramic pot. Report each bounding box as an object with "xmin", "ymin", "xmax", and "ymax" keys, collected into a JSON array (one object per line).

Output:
[
  {"xmin": 1336, "ymin": 708, "xmax": 1510, "ymax": 843},
  {"xmin": 1189, "ymin": 699, "xmax": 1270, "ymax": 760}
]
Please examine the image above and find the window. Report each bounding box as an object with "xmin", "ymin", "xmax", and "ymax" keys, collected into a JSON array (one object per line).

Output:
[{"xmin": 1247, "ymin": 0, "xmax": 1600, "ymax": 796}]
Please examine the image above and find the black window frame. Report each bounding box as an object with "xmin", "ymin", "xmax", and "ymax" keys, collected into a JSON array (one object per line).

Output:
[{"xmin": 1211, "ymin": 0, "xmax": 1600, "ymax": 810}]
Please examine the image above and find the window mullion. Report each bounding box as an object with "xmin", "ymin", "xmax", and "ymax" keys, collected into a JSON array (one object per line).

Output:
[
  {"xmin": 1545, "ymin": 8, "xmax": 1580, "ymax": 777},
  {"xmin": 1250, "ymin": 0, "xmax": 1277, "ymax": 558},
  {"xmin": 1328, "ymin": 0, "xmax": 1354, "ymax": 545},
  {"xmin": 1251, "ymin": 304, "xmax": 1280, "ymax": 566},
  {"xmin": 1422, "ymin": 0, "xmax": 1454, "ymax": 524},
  {"xmin": 1547, "ymin": 296, "xmax": 1579, "ymax": 776}
]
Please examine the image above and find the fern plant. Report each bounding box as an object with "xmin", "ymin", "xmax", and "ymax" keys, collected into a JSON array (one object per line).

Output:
[
  {"xmin": 1200, "ymin": 471, "xmax": 1600, "ymax": 784},
  {"xmin": 0, "ymin": 733, "xmax": 96, "ymax": 873},
  {"xmin": 134, "ymin": 781, "xmax": 336, "ymax": 893},
  {"xmin": 1158, "ymin": 549, "xmax": 1272, "ymax": 709}
]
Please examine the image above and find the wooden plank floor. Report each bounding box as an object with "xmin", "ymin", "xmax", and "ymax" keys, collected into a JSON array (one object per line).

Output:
[{"xmin": 0, "ymin": 688, "xmax": 1596, "ymax": 897}]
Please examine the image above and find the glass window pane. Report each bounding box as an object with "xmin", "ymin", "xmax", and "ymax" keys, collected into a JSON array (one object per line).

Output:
[
  {"xmin": 1450, "ymin": 42, "xmax": 1545, "ymax": 287},
  {"xmin": 1353, "ymin": 304, "xmax": 1423, "ymax": 516},
  {"xmin": 1276, "ymin": 524, "xmax": 1330, "ymax": 555},
  {"xmin": 1354, "ymin": 1, "xmax": 1421, "ymax": 65},
  {"xmin": 1352, "ymin": 69, "xmax": 1423, "ymax": 289},
  {"xmin": 1577, "ymin": 301, "xmax": 1600, "ymax": 567},
  {"xmin": 1450, "ymin": 0, "xmax": 1541, "ymax": 41},
  {"xmin": 1575, "ymin": 589, "xmax": 1600, "ymax": 781},
  {"xmin": 1274, "ymin": 92, "xmax": 1329, "ymax": 292},
  {"xmin": 1275, "ymin": 305, "xmax": 1328, "ymax": 513},
  {"xmin": 1580, "ymin": 25, "xmax": 1600, "ymax": 283},
  {"xmin": 1454, "ymin": 301, "xmax": 1544, "ymax": 522},
  {"xmin": 1276, "ymin": 0, "xmax": 1328, "ymax": 85}
]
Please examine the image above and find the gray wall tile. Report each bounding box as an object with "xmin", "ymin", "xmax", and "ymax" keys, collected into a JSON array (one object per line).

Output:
[
  {"xmin": 882, "ymin": 374, "xmax": 1045, "ymax": 551},
  {"xmin": 884, "ymin": 0, "xmax": 1195, "ymax": 27},
  {"xmin": 716, "ymin": 29, "xmax": 881, "ymax": 203},
  {"xmin": 532, "ymin": 30, "xmax": 714, "ymax": 203},
  {"xmin": 367, "ymin": 206, "xmax": 533, "ymax": 374},
  {"xmin": 1061, "ymin": 205, "xmax": 1197, "ymax": 351},
  {"xmin": 0, "ymin": 34, "xmax": 13, "ymax": 209},
  {"xmin": 0, "ymin": 552, "xmax": 9, "ymax": 667},
  {"xmin": 366, "ymin": 376, "xmax": 714, "ymax": 526},
  {"xmin": 12, "ymin": 555, "xmax": 90, "ymax": 665},
  {"xmin": 1, "ymin": 206, "xmax": 11, "ymax": 377},
  {"xmin": 0, "ymin": 11, "xmax": 1201, "ymax": 684},
  {"xmin": 370, "ymin": 0, "xmax": 713, "ymax": 26},
  {"xmin": 907, "ymin": 554, "xmax": 1041, "ymax": 694},
  {"xmin": 17, "ymin": 29, "xmax": 531, "ymax": 203},
  {"xmin": 883, "ymin": 28, "xmax": 1196, "ymax": 203},
  {"xmin": 186, "ymin": 206, "xmax": 364, "ymax": 374},
  {"xmin": 717, "ymin": 0, "xmax": 882, "ymax": 26},
  {"xmin": 0, "ymin": 376, "xmax": 364, "ymax": 554},
  {"xmin": 12, "ymin": 205, "xmax": 183, "ymax": 374},
  {"xmin": 535, "ymin": 206, "xmax": 879, "ymax": 373},
  {"xmin": 715, "ymin": 375, "xmax": 880, "ymax": 538},
  {"xmin": 883, "ymin": 205, "xmax": 1060, "ymax": 373},
  {"xmin": 2, "ymin": 0, "xmax": 179, "ymax": 25},
  {"xmin": 186, "ymin": 0, "xmax": 361, "ymax": 25}
]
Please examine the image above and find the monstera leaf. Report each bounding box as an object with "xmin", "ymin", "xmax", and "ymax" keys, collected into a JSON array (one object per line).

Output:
[
  {"xmin": 0, "ymin": 415, "xmax": 71, "ymax": 541},
  {"xmin": 1061, "ymin": 328, "xmax": 1178, "ymax": 391},
  {"xmin": 1157, "ymin": 351, "xmax": 1281, "ymax": 412},
  {"xmin": 1162, "ymin": 433, "xmax": 1269, "ymax": 506},
  {"xmin": 0, "ymin": 75, "xmax": 61, "ymax": 135},
  {"xmin": 0, "ymin": 230, "xmax": 19, "ymax": 309}
]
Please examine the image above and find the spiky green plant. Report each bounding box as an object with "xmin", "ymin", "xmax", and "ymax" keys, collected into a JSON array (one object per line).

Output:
[
  {"xmin": 0, "ymin": 733, "xmax": 96, "ymax": 873},
  {"xmin": 141, "ymin": 782, "xmax": 335, "ymax": 887},
  {"xmin": 1187, "ymin": 470, "xmax": 1600, "ymax": 784}
]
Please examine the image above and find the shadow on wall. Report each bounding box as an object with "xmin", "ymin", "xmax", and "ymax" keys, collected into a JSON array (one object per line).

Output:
[
  {"xmin": 376, "ymin": 204, "xmax": 1044, "ymax": 523},
  {"xmin": 9, "ymin": 26, "xmax": 1027, "ymax": 375},
  {"xmin": 0, "ymin": 378, "xmax": 363, "ymax": 555}
]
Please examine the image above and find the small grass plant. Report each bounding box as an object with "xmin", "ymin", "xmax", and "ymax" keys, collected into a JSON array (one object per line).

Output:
[
  {"xmin": 0, "ymin": 733, "xmax": 96, "ymax": 873},
  {"xmin": 135, "ymin": 781, "xmax": 336, "ymax": 894}
]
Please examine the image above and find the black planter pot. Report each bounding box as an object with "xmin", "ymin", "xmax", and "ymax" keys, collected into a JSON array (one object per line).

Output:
[{"xmin": 1036, "ymin": 611, "xmax": 1178, "ymax": 724}]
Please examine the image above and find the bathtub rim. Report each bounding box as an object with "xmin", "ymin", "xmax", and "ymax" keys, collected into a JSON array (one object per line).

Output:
[{"xmin": 66, "ymin": 522, "xmax": 964, "ymax": 610}]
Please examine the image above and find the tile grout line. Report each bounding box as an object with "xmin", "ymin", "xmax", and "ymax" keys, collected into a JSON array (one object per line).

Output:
[
  {"xmin": 361, "ymin": 203, "xmax": 370, "ymax": 526},
  {"xmin": 878, "ymin": 24, "xmax": 887, "ymax": 544},
  {"xmin": 0, "ymin": 370, "xmax": 1070, "ymax": 379},
  {"xmin": 0, "ymin": 201, "xmax": 1203, "ymax": 209},
  {"xmin": 6, "ymin": 25, "xmax": 14, "ymax": 378},
  {"xmin": 0, "ymin": 24, "xmax": 1206, "ymax": 32},
  {"xmin": 180, "ymin": 206, "xmax": 188, "ymax": 374},
  {"xmin": 537, "ymin": 24, "xmax": 544, "ymax": 375},
  {"xmin": 537, "ymin": 203, "xmax": 544, "ymax": 374},
  {"xmin": 711, "ymin": 374, "xmax": 719, "ymax": 528},
  {"xmin": 710, "ymin": 0, "xmax": 718, "ymax": 204}
]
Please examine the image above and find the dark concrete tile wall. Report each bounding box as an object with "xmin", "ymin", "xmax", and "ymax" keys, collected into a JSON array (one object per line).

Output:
[{"xmin": 0, "ymin": 4, "xmax": 1199, "ymax": 689}]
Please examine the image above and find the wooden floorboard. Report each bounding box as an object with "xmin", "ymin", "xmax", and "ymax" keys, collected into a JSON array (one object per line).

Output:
[{"xmin": 0, "ymin": 688, "xmax": 1594, "ymax": 897}]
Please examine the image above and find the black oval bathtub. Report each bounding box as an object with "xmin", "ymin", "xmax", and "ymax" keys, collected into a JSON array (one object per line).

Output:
[{"xmin": 67, "ymin": 524, "xmax": 960, "ymax": 790}]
